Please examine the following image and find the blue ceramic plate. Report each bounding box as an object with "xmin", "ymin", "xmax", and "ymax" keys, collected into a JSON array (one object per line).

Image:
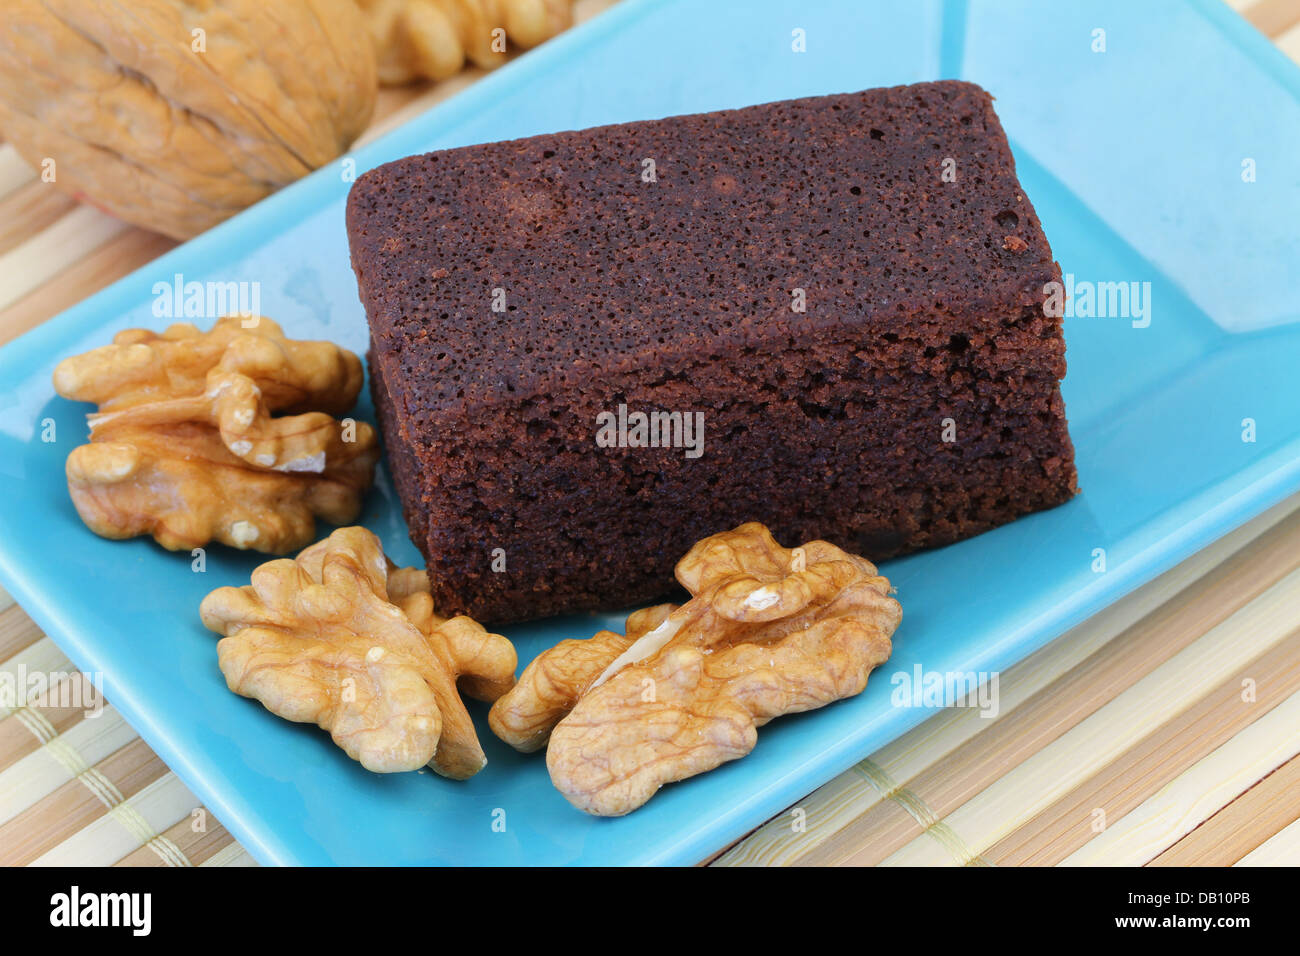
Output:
[{"xmin": 1, "ymin": 0, "xmax": 1298, "ymax": 865}]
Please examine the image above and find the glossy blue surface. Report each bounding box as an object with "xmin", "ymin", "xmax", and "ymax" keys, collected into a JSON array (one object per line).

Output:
[{"xmin": 0, "ymin": 0, "xmax": 1297, "ymax": 866}]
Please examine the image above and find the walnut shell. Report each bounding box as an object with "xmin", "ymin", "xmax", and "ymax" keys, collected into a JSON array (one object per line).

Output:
[{"xmin": 0, "ymin": 0, "xmax": 377, "ymax": 239}]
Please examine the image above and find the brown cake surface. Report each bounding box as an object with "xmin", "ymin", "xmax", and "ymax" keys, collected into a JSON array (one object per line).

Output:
[{"xmin": 348, "ymin": 80, "xmax": 1077, "ymax": 624}]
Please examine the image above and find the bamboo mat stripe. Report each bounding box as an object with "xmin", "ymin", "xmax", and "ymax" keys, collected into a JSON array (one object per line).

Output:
[
  {"xmin": 0, "ymin": 182, "xmax": 76, "ymax": 258},
  {"xmin": 0, "ymin": 229, "xmax": 178, "ymax": 348},
  {"xmin": 114, "ymin": 809, "xmax": 236, "ymax": 867},
  {"xmin": 1059, "ymin": 690, "xmax": 1300, "ymax": 866},
  {"xmin": 0, "ymin": 603, "xmax": 43, "ymax": 661},
  {"xmin": 1280, "ymin": 19, "xmax": 1300, "ymax": 55},
  {"xmin": 32, "ymin": 773, "xmax": 201, "ymax": 867},
  {"xmin": 1236, "ymin": 815, "xmax": 1300, "ymax": 866},
  {"xmin": 987, "ymin": 633, "xmax": 1300, "ymax": 865},
  {"xmin": 1, "ymin": 0, "xmax": 1298, "ymax": 867},
  {"xmin": 1149, "ymin": 755, "xmax": 1300, "ymax": 866},
  {"xmin": 200, "ymin": 844, "xmax": 258, "ymax": 867},
  {"xmin": 874, "ymin": 566, "xmax": 1300, "ymax": 866},
  {"xmin": 0, "ymin": 145, "xmax": 35, "ymax": 199},
  {"xmin": 0, "ymin": 708, "xmax": 136, "ymax": 826},
  {"xmin": 0, "ymin": 206, "xmax": 128, "ymax": 310}
]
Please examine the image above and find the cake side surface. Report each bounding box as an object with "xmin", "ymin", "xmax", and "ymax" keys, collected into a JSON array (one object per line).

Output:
[
  {"xmin": 369, "ymin": 340, "xmax": 430, "ymax": 545},
  {"xmin": 369, "ymin": 304, "xmax": 1074, "ymax": 623}
]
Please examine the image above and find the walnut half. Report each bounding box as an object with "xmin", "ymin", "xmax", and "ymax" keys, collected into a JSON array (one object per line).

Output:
[
  {"xmin": 54, "ymin": 317, "xmax": 378, "ymax": 554},
  {"xmin": 488, "ymin": 522, "xmax": 903, "ymax": 816},
  {"xmin": 200, "ymin": 526, "xmax": 516, "ymax": 778}
]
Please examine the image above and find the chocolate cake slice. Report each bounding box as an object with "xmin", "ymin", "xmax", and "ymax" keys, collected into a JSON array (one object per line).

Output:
[{"xmin": 348, "ymin": 80, "xmax": 1077, "ymax": 624}]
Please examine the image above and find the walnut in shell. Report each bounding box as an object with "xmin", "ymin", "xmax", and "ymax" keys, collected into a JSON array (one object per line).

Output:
[
  {"xmin": 356, "ymin": 0, "xmax": 572, "ymax": 85},
  {"xmin": 0, "ymin": 0, "xmax": 377, "ymax": 239},
  {"xmin": 200, "ymin": 526, "xmax": 517, "ymax": 777},
  {"xmin": 54, "ymin": 317, "xmax": 378, "ymax": 553},
  {"xmin": 488, "ymin": 522, "xmax": 902, "ymax": 815}
]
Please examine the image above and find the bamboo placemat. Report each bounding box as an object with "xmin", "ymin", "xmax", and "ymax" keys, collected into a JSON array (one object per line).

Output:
[{"xmin": 1, "ymin": 0, "xmax": 1297, "ymax": 867}]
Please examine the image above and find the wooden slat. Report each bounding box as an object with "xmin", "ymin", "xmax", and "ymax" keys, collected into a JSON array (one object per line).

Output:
[
  {"xmin": 1235, "ymin": 815, "xmax": 1300, "ymax": 865},
  {"xmin": 1150, "ymin": 754, "xmax": 1300, "ymax": 866},
  {"xmin": 1240, "ymin": 0, "xmax": 1300, "ymax": 38},
  {"xmin": 0, "ymin": 228, "xmax": 176, "ymax": 347},
  {"xmin": 0, "ymin": 207, "xmax": 128, "ymax": 312},
  {"xmin": 1278, "ymin": 19, "xmax": 1300, "ymax": 59},
  {"xmin": 0, "ymin": 602, "xmax": 43, "ymax": 662},
  {"xmin": 875, "ymin": 566, "xmax": 1300, "ymax": 865},
  {"xmin": 0, "ymin": 704, "xmax": 134, "ymax": 827},
  {"xmin": 200, "ymin": 844, "xmax": 258, "ymax": 867},
  {"xmin": 0, "ymin": 673, "xmax": 106, "ymax": 769},
  {"xmin": 987, "ymin": 631, "xmax": 1300, "ymax": 864},
  {"xmin": 0, "ymin": 637, "xmax": 76, "ymax": 712},
  {"xmin": 32, "ymin": 771, "xmax": 199, "ymax": 866},
  {"xmin": 0, "ymin": 180, "xmax": 79, "ymax": 257},
  {"xmin": 0, "ymin": 145, "xmax": 36, "ymax": 199},
  {"xmin": 1060, "ymin": 689, "xmax": 1300, "ymax": 865},
  {"xmin": 114, "ymin": 805, "xmax": 237, "ymax": 867},
  {"xmin": 0, "ymin": 733, "xmax": 163, "ymax": 865}
]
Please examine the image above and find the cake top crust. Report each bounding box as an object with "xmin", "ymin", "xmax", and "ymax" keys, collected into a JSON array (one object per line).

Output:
[{"xmin": 348, "ymin": 80, "xmax": 1058, "ymax": 411}]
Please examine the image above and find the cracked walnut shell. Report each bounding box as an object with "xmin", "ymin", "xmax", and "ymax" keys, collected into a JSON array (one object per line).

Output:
[
  {"xmin": 200, "ymin": 526, "xmax": 517, "ymax": 777},
  {"xmin": 54, "ymin": 317, "xmax": 378, "ymax": 553},
  {"xmin": 488, "ymin": 522, "xmax": 902, "ymax": 815}
]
